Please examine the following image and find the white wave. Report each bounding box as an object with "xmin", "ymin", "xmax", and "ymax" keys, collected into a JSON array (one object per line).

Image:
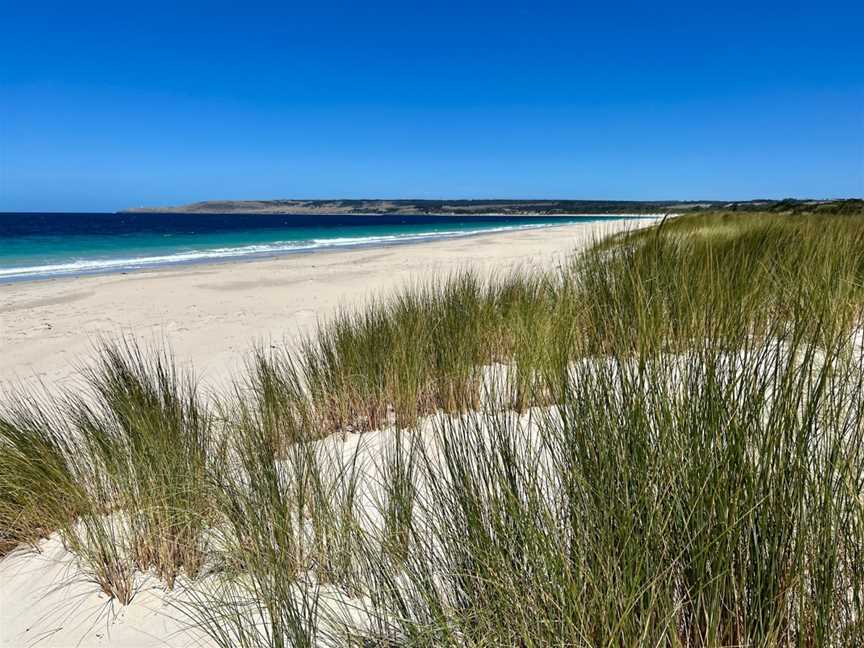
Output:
[{"xmin": 0, "ymin": 218, "xmax": 646, "ymax": 282}]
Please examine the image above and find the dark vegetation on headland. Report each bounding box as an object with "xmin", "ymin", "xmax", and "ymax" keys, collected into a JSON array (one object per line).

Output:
[
  {"xmin": 2, "ymin": 207, "xmax": 864, "ymax": 645},
  {"xmin": 122, "ymin": 197, "xmax": 864, "ymax": 216}
]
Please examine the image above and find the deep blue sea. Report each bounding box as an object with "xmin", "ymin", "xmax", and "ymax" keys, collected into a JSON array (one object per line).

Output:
[{"xmin": 0, "ymin": 212, "xmax": 639, "ymax": 283}]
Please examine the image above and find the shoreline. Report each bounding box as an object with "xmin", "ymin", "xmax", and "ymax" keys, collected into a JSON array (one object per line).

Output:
[
  {"xmin": 0, "ymin": 216, "xmax": 660, "ymax": 286},
  {"xmin": 0, "ymin": 218, "xmax": 658, "ymax": 394}
]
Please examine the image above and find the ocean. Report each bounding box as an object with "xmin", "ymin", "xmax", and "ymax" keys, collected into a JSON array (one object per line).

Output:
[{"xmin": 0, "ymin": 212, "xmax": 639, "ymax": 283}]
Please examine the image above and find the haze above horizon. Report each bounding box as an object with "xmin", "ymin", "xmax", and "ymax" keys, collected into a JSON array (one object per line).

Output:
[{"xmin": 1, "ymin": 0, "xmax": 862, "ymax": 212}]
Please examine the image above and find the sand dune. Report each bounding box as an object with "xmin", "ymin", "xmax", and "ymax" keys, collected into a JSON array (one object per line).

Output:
[{"xmin": 1, "ymin": 218, "xmax": 664, "ymax": 648}]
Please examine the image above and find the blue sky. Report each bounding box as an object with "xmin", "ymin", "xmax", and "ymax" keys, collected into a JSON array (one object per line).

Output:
[{"xmin": 1, "ymin": 1, "xmax": 862, "ymax": 212}]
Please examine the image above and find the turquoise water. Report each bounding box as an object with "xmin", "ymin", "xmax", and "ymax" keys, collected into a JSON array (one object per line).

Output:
[{"xmin": 0, "ymin": 212, "xmax": 641, "ymax": 283}]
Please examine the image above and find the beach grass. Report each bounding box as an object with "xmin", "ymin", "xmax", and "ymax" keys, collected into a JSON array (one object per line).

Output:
[
  {"xmin": 0, "ymin": 393, "xmax": 80, "ymax": 555},
  {"xmin": 1, "ymin": 210, "xmax": 863, "ymax": 645},
  {"xmin": 1, "ymin": 339, "xmax": 218, "ymax": 601}
]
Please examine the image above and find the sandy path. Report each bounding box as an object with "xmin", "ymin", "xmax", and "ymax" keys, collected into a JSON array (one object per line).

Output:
[{"xmin": 0, "ymin": 218, "xmax": 655, "ymax": 394}]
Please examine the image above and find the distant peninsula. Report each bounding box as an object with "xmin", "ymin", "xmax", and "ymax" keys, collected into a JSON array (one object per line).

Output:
[{"xmin": 120, "ymin": 198, "xmax": 862, "ymax": 216}]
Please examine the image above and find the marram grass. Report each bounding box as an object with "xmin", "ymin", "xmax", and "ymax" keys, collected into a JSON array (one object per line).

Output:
[{"xmin": 1, "ymin": 211, "xmax": 862, "ymax": 645}]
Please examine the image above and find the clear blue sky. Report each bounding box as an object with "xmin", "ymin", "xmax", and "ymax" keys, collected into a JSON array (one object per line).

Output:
[{"xmin": 1, "ymin": 0, "xmax": 862, "ymax": 212}]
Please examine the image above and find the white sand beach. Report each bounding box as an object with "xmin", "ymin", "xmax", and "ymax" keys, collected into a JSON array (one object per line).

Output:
[{"xmin": 0, "ymin": 218, "xmax": 655, "ymax": 394}]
